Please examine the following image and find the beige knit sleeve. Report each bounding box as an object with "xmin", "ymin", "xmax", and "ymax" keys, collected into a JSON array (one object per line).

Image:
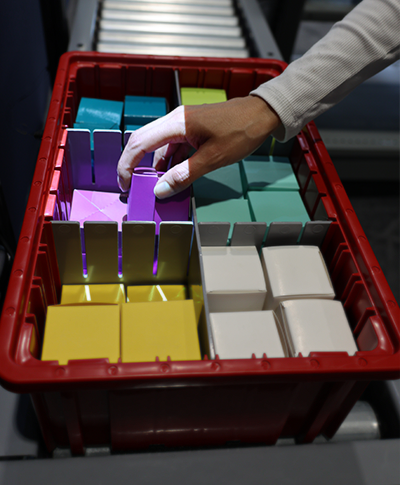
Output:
[{"xmin": 250, "ymin": 0, "xmax": 400, "ymax": 142}]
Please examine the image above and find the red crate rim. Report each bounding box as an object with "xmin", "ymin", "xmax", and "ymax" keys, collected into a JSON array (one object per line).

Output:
[{"xmin": 0, "ymin": 52, "xmax": 399, "ymax": 393}]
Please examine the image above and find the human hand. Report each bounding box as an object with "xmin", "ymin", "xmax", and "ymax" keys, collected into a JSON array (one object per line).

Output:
[{"xmin": 117, "ymin": 95, "xmax": 281, "ymax": 199}]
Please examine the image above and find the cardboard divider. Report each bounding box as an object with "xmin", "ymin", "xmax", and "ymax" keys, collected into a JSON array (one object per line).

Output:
[{"xmin": 51, "ymin": 220, "xmax": 194, "ymax": 286}]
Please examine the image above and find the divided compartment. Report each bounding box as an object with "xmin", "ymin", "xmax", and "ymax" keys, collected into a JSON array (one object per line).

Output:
[{"xmin": 0, "ymin": 53, "xmax": 398, "ymax": 455}]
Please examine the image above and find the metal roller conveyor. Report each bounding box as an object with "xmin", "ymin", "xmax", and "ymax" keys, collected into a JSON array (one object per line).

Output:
[
  {"xmin": 97, "ymin": 0, "xmax": 249, "ymax": 57},
  {"xmin": 98, "ymin": 31, "xmax": 246, "ymax": 49},
  {"xmin": 101, "ymin": 10, "xmax": 239, "ymax": 27},
  {"xmin": 104, "ymin": 0, "xmax": 233, "ymax": 5},
  {"xmin": 102, "ymin": 1, "xmax": 235, "ymax": 16},
  {"xmin": 99, "ymin": 19, "xmax": 242, "ymax": 38},
  {"xmin": 97, "ymin": 42, "xmax": 248, "ymax": 57}
]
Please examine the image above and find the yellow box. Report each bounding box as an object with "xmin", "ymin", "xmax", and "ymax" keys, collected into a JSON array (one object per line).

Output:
[
  {"xmin": 41, "ymin": 305, "xmax": 120, "ymax": 365},
  {"xmin": 61, "ymin": 284, "xmax": 125, "ymax": 305},
  {"xmin": 180, "ymin": 87, "xmax": 227, "ymax": 105},
  {"xmin": 126, "ymin": 285, "xmax": 187, "ymax": 303},
  {"xmin": 121, "ymin": 300, "xmax": 201, "ymax": 363}
]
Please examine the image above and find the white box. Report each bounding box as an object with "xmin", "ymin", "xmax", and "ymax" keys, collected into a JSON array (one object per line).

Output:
[
  {"xmin": 210, "ymin": 311, "xmax": 288, "ymax": 359},
  {"xmin": 202, "ymin": 246, "xmax": 267, "ymax": 313},
  {"xmin": 275, "ymin": 299, "xmax": 358, "ymax": 357},
  {"xmin": 261, "ymin": 246, "xmax": 335, "ymax": 310}
]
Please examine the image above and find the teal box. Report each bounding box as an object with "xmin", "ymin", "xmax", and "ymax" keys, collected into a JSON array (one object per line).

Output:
[
  {"xmin": 75, "ymin": 98, "xmax": 123, "ymax": 127},
  {"xmin": 193, "ymin": 163, "xmax": 243, "ymax": 202},
  {"xmin": 242, "ymin": 155, "xmax": 299, "ymax": 192},
  {"xmin": 124, "ymin": 96, "xmax": 167, "ymax": 126},
  {"xmin": 125, "ymin": 124, "xmax": 144, "ymax": 132},
  {"xmin": 196, "ymin": 199, "xmax": 253, "ymax": 239},
  {"xmin": 247, "ymin": 191, "xmax": 310, "ymax": 225}
]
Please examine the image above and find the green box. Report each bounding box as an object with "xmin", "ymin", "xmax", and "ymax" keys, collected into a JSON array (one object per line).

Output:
[
  {"xmin": 193, "ymin": 163, "xmax": 243, "ymax": 202},
  {"xmin": 181, "ymin": 88, "xmax": 227, "ymax": 105},
  {"xmin": 242, "ymin": 156, "xmax": 299, "ymax": 192},
  {"xmin": 196, "ymin": 199, "xmax": 253, "ymax": 239},
  {"xmin": 247, "ymin": 191, "xmax": 310, "ymax": 225}
]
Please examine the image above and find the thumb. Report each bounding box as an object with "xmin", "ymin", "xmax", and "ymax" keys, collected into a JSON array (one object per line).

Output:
[
  {"xmin": 154, "ymin": 159, "xmax": 191, "ymax": 199},
  {"xmin": 154, "ymin": 143, "xmax": 210, "ymax": 199}
]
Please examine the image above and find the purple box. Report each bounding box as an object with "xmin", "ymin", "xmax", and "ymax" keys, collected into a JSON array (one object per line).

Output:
[
  {"xmin": 70, "ymin": 189, "xmax": 126, "ymax": 230},
  {"xmin": 127, "ymin": 168, "xmax": 190, "ymax": 232}
]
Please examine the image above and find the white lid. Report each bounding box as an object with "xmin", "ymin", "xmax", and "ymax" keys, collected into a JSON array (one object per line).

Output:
[
  {"xmin": 261, "ymin": 246, "xmax": 335, "ymax": 299},
  {"xmin": 277, "ymin": 299, "xmax": 358, "ymax": 357},
  {"xmin": 202, "ymin": 246, "xmax": 267, "ymax": 293},
  {"xmin": 210, "ymin": 310, "xmax": 288, "ymax": 359}
]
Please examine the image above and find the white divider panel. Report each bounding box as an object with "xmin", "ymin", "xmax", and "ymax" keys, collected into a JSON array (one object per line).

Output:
[
  {"xmin": 65, "ymin": 129, "xmax": 92, "ymax": 190},
  {"xmin": 198, "ymin": 222, "xmax": 230, "ymax": 246},
  {"xmin": 299, "ymin": 221, "xmax": 331, "ymax": 247},
  {"xmin": 122, "ymin": 221, "xmax": 156, "ymax": 285},
  {"xmin": 157, "ymin": 222, "xmax": 193, "ymax": 283},
  {"xmin": 93, "ymin": 130, "xmax": 122, "ymax": 192},
  {"xmin": 231, "ymin": 222, "xmax": 267, "ymax": 250},
  {"xmin": 84, "ymin": 222, "xmax": 119, "ymax": 283},
  {"xmin": 264, "ymin": 222, "xmax": 303, "ymax": 247},
  {"xmin": 52, "ymin": 221, "xmax": 85, "ymax": 285}
]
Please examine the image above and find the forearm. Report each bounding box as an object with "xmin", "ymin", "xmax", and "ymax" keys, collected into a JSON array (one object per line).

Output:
[{"xmin": 251, "ymin": 0, "xmax": 400, "ymax": 141}]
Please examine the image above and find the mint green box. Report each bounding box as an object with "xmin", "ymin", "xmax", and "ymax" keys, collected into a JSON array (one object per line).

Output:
[
  {"xmin": 247, "ymin": 191, "xmax": 310, "ymax": 225},
  {"xmin": 193, "ymin": 163, "xmax": 243, "ymax": 202},
  {"xmin": 242, "ymin": 156, "xmax": 299, "ymax": 192},
  {"xmin": 180, "ymin": 88, "xmax": 227, "ymax": 105},
  {"xmin": 196, "ymin": 199, "xmax": 253, "ymax": 239}
]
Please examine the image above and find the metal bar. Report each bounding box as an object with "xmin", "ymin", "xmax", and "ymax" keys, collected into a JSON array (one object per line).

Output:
[
  {"xmin": 99, "ymin": 19, "xmax": 241, "ymax": 37},
  {"xmin": 97, "ymin": 42, "xmax": 248, "ymax": 58},
  {"xmin": 101, "ymin": 10, "xmax": 239, "ymax": 27},
  {"xmin": 236, "ymin": 0, "xmax": 282, "ymax": 59},
  {"xmin": 102, "ymin": 1, "xmax": 235, "ymax": 16},
  {"xmin": 104, "ymin": 0, "xmax": 233, "ymax": 6},
  {"xmin": 67, "ymin": 0, "xmax": 98, "ymax": 51},
  {"xmin": 98, "ymin": 30, "xmax": 246, "ymax": 49}
]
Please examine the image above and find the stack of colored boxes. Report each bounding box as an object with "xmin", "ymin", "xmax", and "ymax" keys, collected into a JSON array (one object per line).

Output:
[
  {"xmin": 185, "ymin": 88, "xmax": 310, "ymax": 242},
  {"xmin": 201, "ymin": 245, "xmax": 357, "ymax": 359},
  {"xmin": 41, "ymin": 283, "xmax": 201, "ymax": 364}
]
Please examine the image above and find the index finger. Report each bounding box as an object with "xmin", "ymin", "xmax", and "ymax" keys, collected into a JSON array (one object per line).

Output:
[{"xmin": 117, "ymin": 106, "xmax": 187, "ymax": 191}]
